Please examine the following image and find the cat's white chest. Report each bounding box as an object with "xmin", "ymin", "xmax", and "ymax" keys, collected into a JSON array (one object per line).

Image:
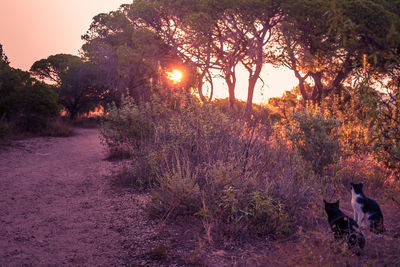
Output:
[
  {"xmin": 351, "ymin": 190, "xmax": 363, "ymax": 211},
  {"xmin": 351, "ymin": 189, "xmax": 358, "ymax": 207}
]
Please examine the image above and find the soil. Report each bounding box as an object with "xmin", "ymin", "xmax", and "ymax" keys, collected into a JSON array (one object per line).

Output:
[
  {"xmin": 0, "ymin": 128, "xmax": 164, "ymax": 266},
  {"xmin": 1, "ymin": 128, "xmax": 399, "ymax": 266}
]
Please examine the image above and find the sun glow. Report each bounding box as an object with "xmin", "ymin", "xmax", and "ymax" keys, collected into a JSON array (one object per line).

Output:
[{"xmin": 166, "ymin": 69, "xmax": 183, "ymax": 84}]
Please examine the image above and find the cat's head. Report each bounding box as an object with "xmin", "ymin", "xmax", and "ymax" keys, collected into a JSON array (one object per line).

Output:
[
  {"xmin": 324, "ymin": 199, "xmax": 340, "ymax": 214},
  {"xmin": 350, "ymin": 182, "xmax": 364, "ymax": 194}
]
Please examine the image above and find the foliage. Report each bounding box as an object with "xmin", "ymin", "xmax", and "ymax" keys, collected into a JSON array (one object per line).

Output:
[
  {"xmin": 30, "ymin": 54, "xmax": 82, "ymax": 85},
  {"xmin": 82, "ymin": 5, "xmax": 182, "ymax": 107},
  {"xmin": 128, "ymin": 0, "xmax": 282, "ymax": 117},
  {"xmin": 100, "ymin": 95, "xmax": 154, "ymax": 158},
  {"xmin": 100, "ymin": 88, "xmax": 318, "ymax": 238},
  {"xmin": 7, "ymin": 81, "xmax": 60, "ymax": 132},
  {"xmin": 356, "ymin": 73, "xmax": 400, "ymax": 177},
  {"xmin": 275, "ymin": 0, "xmax": 400, "ymax": 109},
  {"xmin": 334, "ymin": 155, "xmax": 387, "ymax": 192},
  {"xmin": 0, "ymin": 115, "xmax": 10, "ymax": 138},
  {"xmin": 198, "ymin": 160, "xmax": 295, "ymax": 237},
  {"xmin": 0, "ymin": 46, "xmax": 60, "ymax": 133},
  {"xmin": 146, "ymin": 156, "xmax": 202, "ymax": 219},
  {"xmin": 90, "ymin": 0, "xmax": 400, "ymax": 247},
  {"xmin": 0, "ymin": 44, "xmax": 8, "ymax": 64},
  {"xmin": 31, "ymin": 54, "xmax": 103, "ymax": 119},
  {"xmin": 283, "ymin": 106, "xmax": 341, "ymax": 175}
]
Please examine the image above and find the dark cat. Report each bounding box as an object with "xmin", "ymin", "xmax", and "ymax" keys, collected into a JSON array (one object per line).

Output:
[
  {"xmin": 350, "ymin": 182, "xmax": 385, "ymax": 234},
  {"xmin": 324, "ymin": 200, "xmax": 365, "ymax": 251}
]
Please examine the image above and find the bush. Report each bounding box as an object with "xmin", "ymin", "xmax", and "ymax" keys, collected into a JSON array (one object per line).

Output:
[
  {"xmin": 146, "ymin": 156, "xmax": 202, "ymax": 219},
  {"xmin": 334, "ymin": 155, "xmax": 387, "ymax": 192},
  {"xmin": 283, "ymin": 107, "xmax": 341, "ymax": 175},
  {"xmin": 0, "ymin": 115, "xmax": 10, "ymax": 138},
  {"xmin": 8, "ymin": 82, "xmax": 60, "ymax": 132},
  {"xmin": 100, "ymin": 96, "xmax": 154, "ymax": 158}
]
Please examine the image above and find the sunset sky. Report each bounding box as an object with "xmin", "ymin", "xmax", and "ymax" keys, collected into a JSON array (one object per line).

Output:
[{"xmin": 0, "ymin": 0, "xmax": 297, "ymax": 102}]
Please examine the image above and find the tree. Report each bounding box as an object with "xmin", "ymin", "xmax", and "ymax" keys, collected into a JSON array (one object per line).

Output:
[
  {"xmin": 0, "ymin": 45, "xmax": 60, "ymax": 132},
  {"xmin": 130, "ymin": 0, "xmax": 283, "ymax": 118},
  {"xmin": 0, "ymin": 44, "xmax": 8, "ymax": 64},
  {"xmin": 276, "ymin": 0, "xmax": 349, "ymax": 103},
  {"xmin": 8, "ymin": 79, "xmax": 60, "ymax": 132},
  {"xmin": 276, "ymin": 0, "xmax": 400, "ymax": 104},
  {"xmin": 235, "ymin": 0, "xmax": 282, "ymax": 119},
  {"xmin": 128, "ymin": 0, "xmax": 226, "ymax": 105},
  {"xmin": 82, "ymin": 4, "xmax": 181, "ymax": 106},
  {"xmin": 282, "ymin": 0, "xmax": 400, "ymax": 175},
  {"xmin": 0, "ymin": 43, "xmax": 12, "ymax": 116},
  {"xmin": 30, "ymin": 54, "xmax": 82, "ymax": 85},
  {"xmin": 58, "ymin": 62, "xmax": 104, "ymax": 119},
  {"xmin": 31, "ymin": 54, "xmax": 102, "ymax": 119}
]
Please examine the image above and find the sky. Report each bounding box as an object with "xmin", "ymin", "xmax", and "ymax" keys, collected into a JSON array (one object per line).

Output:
[
  {"xmin": 0, "ymin": 0, "xmax": 297, "ymax": 102},
  {"xmin": 0, "ymin": 0, "xmax": 129, "ymax": 70}
]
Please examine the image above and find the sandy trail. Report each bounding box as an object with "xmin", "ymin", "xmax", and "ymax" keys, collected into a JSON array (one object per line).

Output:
[{"xmin": 0, "ymin": 128, "xmax": 154, "ymax": 266}]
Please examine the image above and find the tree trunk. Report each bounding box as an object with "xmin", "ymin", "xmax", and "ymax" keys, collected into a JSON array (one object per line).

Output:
[
  {"xmin": 294, "ymin": 71, "xmax": 309, "ymax": 104},
  {"xmin": 225, "ymin": 71, "xmax": 237, "ymax": 111},
  {"xmin": 243, "ymin": 41, "xmax": 263, "ymax": 120},
  {"xmin": 244, "ymin": 75, "xmax": 257, "ymax": 120},
  {"xmin": 197, "ymin": 72, "xmax": 207, "ymax": 103},
  {"xmin": 310, "ymin": 71, "xmax": 323, "ymax": 103}
]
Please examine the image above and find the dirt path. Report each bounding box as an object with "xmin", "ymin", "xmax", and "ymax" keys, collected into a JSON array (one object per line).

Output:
[{"xmin": 0, "ymin": 128, "xmax": 157, "ymax": 266}]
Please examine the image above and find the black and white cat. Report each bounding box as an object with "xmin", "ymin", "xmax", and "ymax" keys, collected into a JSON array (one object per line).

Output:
[
  {"xmin": 350, "ymin": 182, "xmax": 385, "ymax": 234},
  {"xmin": 324, "ymin": 200, "xmax": 365, "ymax": 251}
]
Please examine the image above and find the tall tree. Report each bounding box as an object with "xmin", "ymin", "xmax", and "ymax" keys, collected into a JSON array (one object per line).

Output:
[
  {"xmin": 236, "ymin": 0, "xmax": 282, "ymax": 119},
  {"xmin": 30, "ymin": 54, "xmax": 82, "ymax": 85},
  {"xmin": 130, "ymin": 0, "xmax": 283, "ymax": 118},
  {"xmin": 129, "ymin": 0, "xmax": 245, "ymax": 110},
  {"xmin": 276, "ymin": 0, "xmax": 349, "ymax": 103},
  {"xmin": 276, "ymin": 0, "xmax": 400, "ymax": 104},
  {"xmin": 82, "ymin": 4, "xmax": 179, "ymax": 105},
  {"xmin": 31, "ymin": 54, "xmax": 102, "ymax": 119}
]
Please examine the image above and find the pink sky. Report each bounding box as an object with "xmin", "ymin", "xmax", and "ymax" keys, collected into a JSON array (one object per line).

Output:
[
  {"xmin": 0, "ymin": 0, "xmax": 297, "ymax": 101},
  {"xmin": 0, "ymin": 0, "xmax": 130, "ymax": 71}
]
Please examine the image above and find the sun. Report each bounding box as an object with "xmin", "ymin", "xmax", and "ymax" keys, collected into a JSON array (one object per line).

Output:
[{"xmin": 166, "ymin": 69, "xmax": 183, "ymax": 84}]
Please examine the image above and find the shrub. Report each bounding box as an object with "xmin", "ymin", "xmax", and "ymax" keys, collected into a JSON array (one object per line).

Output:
[
  {"xmin": 8, "ymin": 82, "xmax": 60, "ymax": 132},
  {"xmin": 334, "ymin": 155, "xmax": 387, "ymax": 192},
  {"xmin": 0, "ymin": 115, "xmax": 10, "ymax": 138},
  {"xmin": 100, "ymin": 96, "xmax": 154, "ymax": 158},
  {"xmin": 146, "ymin": 156, "xmax": 202, "ymax": 219},
  {"xmin": 284, "ymin": 107, "xmax": 341, "ymax": 175}
]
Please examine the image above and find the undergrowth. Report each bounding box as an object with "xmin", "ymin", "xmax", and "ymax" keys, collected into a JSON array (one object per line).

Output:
[{"xmin": 100, "ymin": 90, "xmax": 392, "ymax": 246}]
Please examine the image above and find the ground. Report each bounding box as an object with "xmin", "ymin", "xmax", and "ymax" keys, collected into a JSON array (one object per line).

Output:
[
  {"xmin": 1, "ymin": 128, "xmax": 399, "ymax": 266},
  {"xmin": 0, "ymin": 128, "xmax": 155, "ymax": 266}
]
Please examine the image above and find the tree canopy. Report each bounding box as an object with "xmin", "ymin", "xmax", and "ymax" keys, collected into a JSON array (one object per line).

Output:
[
  {"xmin": 0, "ymin": 43, "xmax": 60, "ymax": 133},
  {"xmin": 31, "ymin": 54, "xmax": 103, "ymax": 119}
]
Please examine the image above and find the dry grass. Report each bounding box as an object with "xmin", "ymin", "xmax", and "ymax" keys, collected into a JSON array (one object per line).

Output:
[
  {"xmin": 99, "ymin": 96, "xmax": 400, "ymax": 265},
  {"xmin": 132, "ymin": 192, "xmax": 400, "ymax": 266}
]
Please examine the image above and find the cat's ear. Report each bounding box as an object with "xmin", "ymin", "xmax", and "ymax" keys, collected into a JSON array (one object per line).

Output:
[
  {"xmin": 323, "ymin": 199, "xmax": 327, "ymax": 204},
  {"xmin": 350, "ymin": 182, "xmax": 354, "ymax": 186},
  {"xmin": 360, "ymin": 181, "xmax": 364, "ymax": 185}
]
